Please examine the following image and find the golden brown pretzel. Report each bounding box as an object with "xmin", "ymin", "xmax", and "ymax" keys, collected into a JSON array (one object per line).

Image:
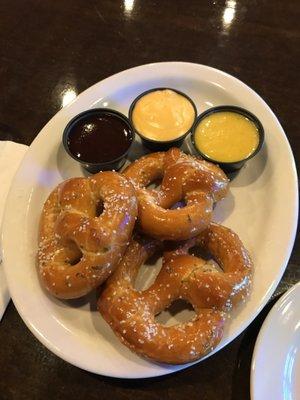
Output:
[
  {"xmin": 38, "ymin": 171, "xmax": 137, "ymax": 299},
  {"xmin": 98, "ymin": 223, "xmax": 252, "ymax": 364},
  {"xmin": 123, "ymin": 148, "xmax": 229, "ymax": 240}
]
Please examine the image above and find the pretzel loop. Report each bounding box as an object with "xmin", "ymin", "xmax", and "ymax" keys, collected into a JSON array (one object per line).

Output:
[
  {"xmin": 123, "ymin": 148, "xmax": 229, "ymax": 240},
  {"xmin": 99, "ymin": 223, "xmax": 252, "ymax": 364},
  {"xmin": 38, "ymin": 171, "xmax": 138, "ymax": 299}
]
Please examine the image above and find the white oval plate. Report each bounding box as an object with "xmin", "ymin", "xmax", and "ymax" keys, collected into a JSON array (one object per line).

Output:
[
  {"xmin": 251, "ymin": 283, "xmax": 300, "ymax": 400},
  {"xmin": 1, "ymin": 62, "xmax": 298, "ymax": 378}
]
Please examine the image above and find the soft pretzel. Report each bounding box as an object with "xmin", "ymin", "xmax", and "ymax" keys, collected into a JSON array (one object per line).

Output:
[
  {"xmin": 38, "ymin": 171, "xmax": 137, "ymax": 299},
  {"xmin": 123, "ymin": 148, "xmax": 229, "ymax": 240},
  {"xmin": 98, "ymin": 223, "xmax": 252, "ymax": 364}
]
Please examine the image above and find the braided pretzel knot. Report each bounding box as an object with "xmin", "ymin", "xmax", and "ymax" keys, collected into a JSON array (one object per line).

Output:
[
  {"xmin": 98, "ymin": 223, "xmax": 252, "ymax": 364},
  {"xmin": 123, "ymin": 148, "xmax": 229, "ymax": 240},
  {"xmin": 38, "ymin": 171, "xmax": 137, "ymax": 299}
]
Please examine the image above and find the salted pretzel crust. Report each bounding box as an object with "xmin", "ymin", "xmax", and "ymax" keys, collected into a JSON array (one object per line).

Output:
[
  {"xmin": 123, "ymin": 148, "xmax": 229, "ymax": 240},
  {"xmin": 38, "ymin": 171, "xmax": 138, "ymax": 299},
  {"xmin": 99, "ymin": 223, "xmax": 252, "ymax": 364}
]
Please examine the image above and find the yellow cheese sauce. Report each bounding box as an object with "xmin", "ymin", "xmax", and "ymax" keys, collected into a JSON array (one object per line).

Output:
[
  {"xmin": 194, "ymin": 111, "xmax": 259, "ymax": 162},
  {"xmin": 132, "ymin": 89, "xmax": 196, "ymax": 141}
]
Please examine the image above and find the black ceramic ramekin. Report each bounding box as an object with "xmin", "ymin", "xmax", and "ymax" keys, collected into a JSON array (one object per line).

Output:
[
  {"xmin": 62, "ymin": 108, "xmax": 135, "ymax": 174},
  {"xmin": 191, "ymin": 105, "xmax": 264, "ymax": 173},
  {"xmin": 129, "ymin": 87, "xmax": 197, "ymax": 151}
]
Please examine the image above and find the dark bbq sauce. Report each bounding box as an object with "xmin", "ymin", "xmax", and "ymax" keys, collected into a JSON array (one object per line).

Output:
[{"xmin": 67, "ymin": 112, "xmax": 133, "ymax": 163}]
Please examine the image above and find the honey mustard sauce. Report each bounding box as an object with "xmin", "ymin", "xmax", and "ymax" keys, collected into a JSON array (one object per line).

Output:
[{"xmin": 194, "ymin": 111, "xmax": 259, "ymax": 162}]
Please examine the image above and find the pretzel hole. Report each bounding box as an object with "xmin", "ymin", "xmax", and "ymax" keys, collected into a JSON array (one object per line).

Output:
[
  {"xmin": 95, "ymin": 199, "xmax": 104, "ymax": 217},
  {"xmin": 69, "ymin": 251, "xmax": 82, "ymax": 266},
  {"xmin": 170, "ymin": 200, "xmax": 186, "ymax": 210},
  {"xmin": 65, "ymin": 241, "xmax": 83, "ymax": 266},
  {"xmin": 155, "ymin": 299, "xmax": 195, "ymax": 327},
  {"xmin": 134, "ymin": 249, "xmax": 163, "ymax": 291},
  {"xmin": 188, "ymin": 246, "xmax": 223, "ymax": 272},
  {"xmin": 189, "ymin": 245, "xmax": 212, "ymax": 261},
  {"xmin": 146, "ymin": 179, "xmax": 162, "ymax": 190}
]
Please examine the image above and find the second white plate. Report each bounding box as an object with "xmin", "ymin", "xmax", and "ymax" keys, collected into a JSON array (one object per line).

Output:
[{"xmin": 251, "ymin": 283, "xmax": 300, "ymax": 400}]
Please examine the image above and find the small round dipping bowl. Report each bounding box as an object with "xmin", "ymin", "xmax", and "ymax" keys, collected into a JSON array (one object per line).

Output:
[
  {"xmin": 191, "ymin": 105, "xmax": 264, "ymax": 173},
  {"xmin": 63, "ymin": 108, "xmax": 135, "ymax": 174},
  {"xmin": 129, "ymin": 87, "xmax": 197, "ymax": 151}
]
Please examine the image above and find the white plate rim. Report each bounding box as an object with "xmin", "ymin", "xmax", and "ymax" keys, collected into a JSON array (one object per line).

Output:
[
  {"xmin": 250, "ymin": 282, "xmax": 300, "ymax": 399},
  {"xmin": 1, "ymin": 61, "xmax": 299, "ymax": 378}
]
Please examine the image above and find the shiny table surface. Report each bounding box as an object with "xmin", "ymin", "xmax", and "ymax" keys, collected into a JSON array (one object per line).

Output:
[{"xmin": 0, "ymin": 1, "xmax": 299, "ymax": 399}]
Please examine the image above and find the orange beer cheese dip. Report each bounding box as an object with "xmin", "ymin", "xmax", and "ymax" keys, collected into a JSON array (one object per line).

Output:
[
  {"xmin": 194, "ymin": 111, "xmax": 259, "ymax": 162},
  {"xmin": 132, "ymin": 89, "xmax": 196, "ymax": 141}
]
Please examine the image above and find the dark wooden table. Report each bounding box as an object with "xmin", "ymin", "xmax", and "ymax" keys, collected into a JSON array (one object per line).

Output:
[{"xmin": 0, "ymin": 1, "xmax": 299, "ymax": 399}]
